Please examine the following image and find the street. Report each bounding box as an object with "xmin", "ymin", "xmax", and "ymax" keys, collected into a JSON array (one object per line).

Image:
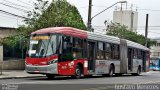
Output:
[{"xmin": 0, "ymin": 71, "xmax": 160, "ymax": 90}]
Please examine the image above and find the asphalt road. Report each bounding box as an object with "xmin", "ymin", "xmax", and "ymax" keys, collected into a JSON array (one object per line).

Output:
[{"xmin": 0, "ymin": 71, "xmax": 160, "ymax": 90}]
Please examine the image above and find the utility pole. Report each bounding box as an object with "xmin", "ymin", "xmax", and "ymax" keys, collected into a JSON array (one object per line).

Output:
[
  {"xmin": 87, "ymin": 1, "xmax": 127, "ymax": 32},
  {"xmin": 87, "ymin": 0, "xmax": 92, "ymax": 31},
  {"xmin": 145, "ymin": 14, "xmax": 149, "ymax": 47}
]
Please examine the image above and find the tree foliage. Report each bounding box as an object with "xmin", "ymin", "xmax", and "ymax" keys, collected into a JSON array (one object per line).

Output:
[
  {"xmin": 24, "ymin": 0, "xmax": 86, "ymax": 30},
  {"xmin": 106, "ymin": 23, "xmax": 156, "ymax": 47}
]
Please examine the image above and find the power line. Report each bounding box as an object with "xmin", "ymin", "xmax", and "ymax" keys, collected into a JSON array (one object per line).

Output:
[
  {"xmin": 78, "ymin": 6, "xmax": 88, "ymax": 8},
  {"xmin": 93, "ymin": 5, "xmax": 114, "ymax": 8},
  {"xmin": 3, "ymin": 0, "xmax": 32, "ymax": 9},
  {"xmin": 93, "ymin": 25, "xmax": 160, "ymax": 28},
  {"xmin": 0, "ymin": 13, "xmax": 17, "ymax": 19},
  {"xmin": 17, "ymin": 0, "xmax": 33, "ymax": 6},
  {"xmin": 28, "ymin": 0, "xmax": 36, "ymax": 4},
  {"xmin": 0, "ymin": 10, "xmax": 29, "ymax": 19},
  {"xmin": 0, "ymin": 2, "xmax": 29, "ymax": 12},
  {"xmin": 93, "ymin": 5, "xmax": 160, "ymax": 12},
  {"xmin": 138, "ymin": 26, "xmax": 160, "ymax": 27},
  {"xmin": 148, "ymin": 31, "xmax": 160, "ymax": 35}
]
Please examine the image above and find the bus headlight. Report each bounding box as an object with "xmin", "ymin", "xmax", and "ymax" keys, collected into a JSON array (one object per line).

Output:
[
  {"xmin": 68, "ymin": 61, "xmax": 74, "ymax": 68},
  {"xmin": 48, "ymin": 59, "xmax": 58, "ymax": 65}
]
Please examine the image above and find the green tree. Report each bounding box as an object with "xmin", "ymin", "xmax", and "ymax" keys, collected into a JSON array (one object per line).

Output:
[
  {"xmin": 37, "ymin": 0, "xmax": 86, "ymax": 30},
  {"xmin": 106, "ymin": 23, "xmax": 156, "ymax": 47},
  {"xmin": 24, "ymin": 0, "xmax": 86, "ymax": 31}
]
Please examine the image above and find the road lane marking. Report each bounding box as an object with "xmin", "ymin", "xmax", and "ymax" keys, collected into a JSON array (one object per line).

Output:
[
  {"xmin": 83, "ymin": 86, "xmax": 114, "ymax": 90},
  {"xmin": 144, "ymin": 81, "xmax": 160, "ymax": 84}
]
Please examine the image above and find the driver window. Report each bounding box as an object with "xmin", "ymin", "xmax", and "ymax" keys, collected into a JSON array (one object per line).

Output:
[{"xmin": 46, "ymin": 35, "xmax": 57, "ymax": 56}]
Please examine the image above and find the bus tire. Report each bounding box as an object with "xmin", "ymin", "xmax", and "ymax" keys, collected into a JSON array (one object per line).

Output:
[
  {"xmin": 109, "ymin": 65, "xmax": 114, "ymax": 77},
  {"xmin": 74, "ymin": 65, "xmax": 82, "ymax": 79},
  {"xmin": 85, "ymin": 75, "xmax": 92, "ymax": 78},
  {"xmin": 46, "ymin": 74, "xmax": 55, "ymax": 79},
  {"xmin": 102, "ymin": 74, "xmax": 109, "ymax": 77},
  {"xmin": 132, "ymin": 66, "xmax": 141, "ymax": 76},
  {"xmin": 136, "ymin": 66, "xmax": 141, "ymax": 76},
  {"xmin": 115, "ymin": 73, "xmax": 122, "ymax": 76}
]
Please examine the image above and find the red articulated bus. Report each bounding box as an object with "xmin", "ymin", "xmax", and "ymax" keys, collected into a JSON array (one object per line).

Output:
[{"xmin": 25, "ymin": 27, "xmax": 150, "ymax": 79}]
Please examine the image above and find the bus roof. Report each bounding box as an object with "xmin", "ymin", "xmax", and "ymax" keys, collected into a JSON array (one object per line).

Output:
[
  {"xmin": 88, "ymin": 31, "xmax": 148, "ymax": 51},
  {"xmin": 126, "ymin": 40, "xmax": 148, "ymax": 51},
  {"xmin": 31, "ymin": 27, "xmax": 87, "ymax": 39}
]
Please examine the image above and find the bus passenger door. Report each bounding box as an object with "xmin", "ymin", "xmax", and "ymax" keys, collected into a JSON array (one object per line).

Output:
[
  {"xmin": 142, "ymin": 51, "xmax": 147, "ymax": 71},
  {"xmin": 87, "ymin": 41, "xmax": 96, "ymax": 72},
  {"xmin": 128, "ymin": 48, "xmax": 133, "ymax": 71},
  {"xmin": 120, "ymin": 39, "xmax": 128, "ymax": 73}
]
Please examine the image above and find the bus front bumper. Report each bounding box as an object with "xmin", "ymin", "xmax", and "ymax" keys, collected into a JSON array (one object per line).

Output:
[{"xmin": 25, "ymin": 64, "xmax": 58, "ymax": 74}]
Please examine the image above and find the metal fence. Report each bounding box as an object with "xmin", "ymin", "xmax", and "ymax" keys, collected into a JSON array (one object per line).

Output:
[{"xmin": 3, "ymin": 44, "xmax": 27, "ymax": 60}]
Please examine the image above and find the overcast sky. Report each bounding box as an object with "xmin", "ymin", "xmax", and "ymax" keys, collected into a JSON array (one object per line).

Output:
[{"xmin": 0, "ymin": 0, "xmax": 160, "ymax": 38}]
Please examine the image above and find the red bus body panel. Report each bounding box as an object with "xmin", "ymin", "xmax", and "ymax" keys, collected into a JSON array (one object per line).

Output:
[
  {"xmin": 58, "ymin": 59, "xmax": 88, "ymax": 75},
  {"xmin": 26, "ymin": 56, "xmax": 88, "ymax": 75}
]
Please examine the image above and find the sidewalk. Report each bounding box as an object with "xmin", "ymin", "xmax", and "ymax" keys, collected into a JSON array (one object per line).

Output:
[{"xmin": 0, "ymin": 70, "xmax": 44, "ymax": 79}]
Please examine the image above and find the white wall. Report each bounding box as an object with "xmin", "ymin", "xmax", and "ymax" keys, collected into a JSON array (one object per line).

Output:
[
  {"xmin": 113, "ymin": 10, "xmax": 138, "ymax": 32},
  {"xmin": 0, "ymin": 46, "xmax": 3, "ymax": 61}
]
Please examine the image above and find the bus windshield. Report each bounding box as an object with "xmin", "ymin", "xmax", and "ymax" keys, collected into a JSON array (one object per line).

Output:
[{"xmin": 28, "ymin": 34, "xmax": 57, "ymax": 58}]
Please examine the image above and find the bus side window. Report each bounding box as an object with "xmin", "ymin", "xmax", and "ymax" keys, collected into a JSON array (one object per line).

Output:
[
  {"xmin": 105, "ymin": 43, "xmax": 111, "ymax": 60},
  {"xmin": 97, "ymin": 42, "xmax": 105, "ymax": 60},
  {"xmin": 72, "ymin": 38, "xmax": 83, "ymax": 59},
  {"xmin": 111, "ymin": 44, "xmax": 120, "ymax": 60},
  {"xmin": 137, "ymin": 49, "xmax": 142, "ymax": 59},
  {"xmin": 83, "ymin": 39, "xmax": 87, "ymax": 58},
  {"xmin": 61, "ymin": 36, "xmax": 73, "ymax": 61},
  {"xmin": 133, "ymin": 49, "xmax": 138, "ymax": 59}
]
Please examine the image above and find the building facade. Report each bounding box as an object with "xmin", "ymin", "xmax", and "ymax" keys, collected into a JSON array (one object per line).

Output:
[
  {"xmin": 0, "ymin": 26, "xmax": 16, "ymax": 38},
  {"xmin": 113, "ymin": 10, "xmax": 138, "ymax": 32},
  {"xmin": 150, "ymin": 38, "xmax": 160, "ymax": 58}
]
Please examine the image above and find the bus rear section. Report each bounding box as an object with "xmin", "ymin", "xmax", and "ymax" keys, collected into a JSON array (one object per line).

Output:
[{"xmin": 122, "ymin": 40, "xmax": 150, "ymax": 75}]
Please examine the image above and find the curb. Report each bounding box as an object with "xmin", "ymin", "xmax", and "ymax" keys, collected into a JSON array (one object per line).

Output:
[{"xmin": 0, "ymin": 76, "xmax": 45, "ymax": 79}]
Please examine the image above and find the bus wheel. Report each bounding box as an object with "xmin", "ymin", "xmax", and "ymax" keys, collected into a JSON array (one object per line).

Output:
[
  {"xmin": 115, "ymin": 73, "xmax": 122, "ymax": 76},
  {"xmin": 74, "ymin": 65, "xmax": 82, "ymax": 79},
  {"xmin": 132, "ymin": 67, "xmax": 141, "ymax": 76},
  {"xmin": 109, "ymin": 65, "xmax": 114, "ymax": 77},
  {"xmin": 46, "ymin": 74, "xmax": 55, "ymax": 79},
  {"xmin": 136, "ymin": 67, "xmax": 141, "ymax": 76}
]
